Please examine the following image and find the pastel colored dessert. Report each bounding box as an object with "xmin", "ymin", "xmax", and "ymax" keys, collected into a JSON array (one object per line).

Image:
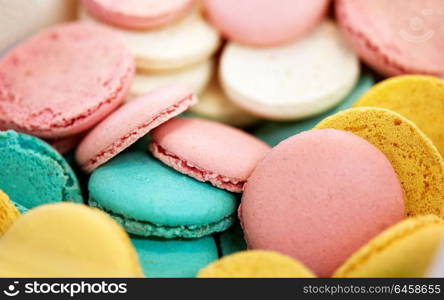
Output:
[
  {"xmin": 129, "ymin": 60, "xmax": 213, "ymax": 100},
  {"xmin": 336, "ymin": 0, "xmax": 444, "ymax": 76},
  {"xmin": 220, "ymin": 21, "xmax": 359, "ymax": 120},
  {"xmin": 353, "ymin": 75, "xmax": 444, "ymax": 157},
  {"xmin": 79, "ymin": 7, "xmax": 220, "ymax": 72},
  {"xmin": 76, "ymin": 85, "xmax": 197, "ymax": 172},
  {"xmin": 219, "ymin": 222, "xmax": 247, "ymax": 256},
  {"xmin": 426, "ymin": 240, "xmax": 444, "ymax": 277},
  {"xmin": 190, "ymin": 75, "xmax": 259, "ymax": 127},
  {"xmin": 197, "ymin": 250, "xmax": 315, "ymax": 278},
  {"xmin": 254, "ymin": 74, "xmax": 374, "ymax": 146},
  {"xmin": 315, "ymin": 108, "xmax": 444, "ymax": 218},
  {"xmin": 0, "ymin": 22, "xmax": 134, "ymax": 139},
  {"xmin": 0, "ymin": 190, "xmax": 20, "ymax": 236},
  {"xmin": 132, "ymin": 236, "xmax": 218, "ymax": 278},
  {"xmin": 203, "ymin": 0, "xmax": 330, "ymax": 46},
  {"xmin": 241, "ymin": 129, "xmax": 405, "ymax": 277},
  {"xmin": 82, "ymin": 0, "xmax": 194, "ymax": 30},
  {"xmin": 0, "ymin": 203, "xmax": 143, "ymax": 277},
  {"xmin": 88, "ymin": 151, "xmax": 238, "ymax": 238},
  {"xmin": 0, "ymin": 130, "xmax": 82, "ymax": 210},
  {"xmin": 149, "ymin": 118, "xmax": 271, "ymax": 192},
  {"xmin": 334, "ymin": 216, "xmax": 444, "ymax": 278},
  {"xmin": 46, "ymin": 134, "xmax": 84, "ymax": 154}
]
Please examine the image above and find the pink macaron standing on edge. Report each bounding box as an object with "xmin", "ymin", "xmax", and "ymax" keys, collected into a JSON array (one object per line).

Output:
[
  {"xmin": 0, "ymin": 22, "xmax": 135, "ymax": 139},
  {"xmin": 149, "ymin": 118, "xmax": 271, "ymax": 192},
  {"xmin": 76, "ymin": 84, "xmax": 197, "ymax": 173},
  {"xmin": 336, "ymin": 0, "xmax": 444, "ymax": 76},
  {"xmin": 203, "ymin": 0, "xmax": 330, "ymax": 46},
  {"xmin": 241, "ymin": 129, "xmax": 405, "ymax": 277},
  {"xmin": 82, "ymin": 0, "xmax": 195, "ymax": 30}
]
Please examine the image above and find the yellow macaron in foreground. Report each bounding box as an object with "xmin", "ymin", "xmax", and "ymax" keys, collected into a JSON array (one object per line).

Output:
[{"xmin": 0, "ymin": 190, "xmax": 20, "ymax": 237}]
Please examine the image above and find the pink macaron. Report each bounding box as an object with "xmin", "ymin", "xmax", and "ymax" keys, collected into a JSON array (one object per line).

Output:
[
  {"xmin": 76, "ymin": 84, "xmax": 197, "ymax": 172},
  {"xmin": 0, "ymin": 22, "xmax": 134, "ymax": 139},
  {"xmin": 241, "ymin": 129, "xmax": 405, "ymax": 277},
  {"xmin": 203, "ymin": 0, "xmax": 330, "ymax": 46},
  {"xmin": 149, "ymin": 118, "xmax": 271, "ymax": 192},
  {"xmin": 336, "ymin": 0, "xmax": 444, "ymax": 76},
  {"xmin": 82, "ymin": 0, "xmax": 195, "ymax": 30}
]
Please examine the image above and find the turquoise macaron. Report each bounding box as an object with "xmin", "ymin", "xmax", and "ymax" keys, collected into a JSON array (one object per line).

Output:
[
  {"xmin": 253, "ymin": 74, "xmax": 375, "ymax": 146},
  {"xmin": 219, "ymin": 221, "xmax": 247, "ymax": 256},
  {"xmin": 0, "ymin": 130, "xmax": 83, "ymax": 212},
  {"xmin": 132, "ymin": 236, "xmax": 218, "ymax": 278},
  {"xmin": 88, "ymin": 151, "xmax": 238, "ymax": 238}
]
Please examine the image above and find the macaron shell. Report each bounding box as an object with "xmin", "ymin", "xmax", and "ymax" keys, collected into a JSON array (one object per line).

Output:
[
  {"xmin": 334, "ymin": 216, "xmax": 444, "ymax": 278},
  {"xmin": 197, "ymin": 250, "xmax": 315, "ymax": 278},
  {"xmin": 353, "ymin": 75, "xmax": 444, "ymax": 157},
  {"xmin": 0, "ymin": 203, "xmax": 143, "ymax": 277},
  {"xmin": 0, "ymin": 190, "xmax": 20, "ymax": 236},
  {"xmin": 315, "ymin": 108, "xmax": 444, "ymax": 218}
]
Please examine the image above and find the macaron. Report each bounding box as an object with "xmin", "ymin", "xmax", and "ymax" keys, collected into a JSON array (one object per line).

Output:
[
  {"xmin": 220, "ymin": 20, "xmax": 360, "ymax": 120},
  {"xmin": 0, "ymin": 130, "xmax": 82, "ymax": 211},
  {"xmin": 203, "ymin": 0, "xmax": 330, "ymax": 46},
  {"xmin": 219, "ymin": 222, "xmax": 247, "ymax": 256},
  {"xmin": 76, "ymin": 84, "xmax": 197, "ymax": 173},
  {"xmin": 427, "ymin": 240, "xmax": 444, "ymax": 277},
  {"xmin": 241, "ymin": 129, "xmax": 405, "ymax": 277},
  {"xmin": 253, "ymin": 73, "xmax": 374, "ymax": 146},
  {"xmin": 149, "ymin": 118, "xmax": 271, "ymax": 192},
  {"xmin": 82, "ymin": 0, "xmax": 194, "ymax": 30},
  {"xmin": 353, "ymin": 75, "xmax": 444, "ymax": 157},
  {"xmin": 132, "ymin": 235, "xmax": 218, "ymax": 278},
  {"xmin": 0, "ymin": 190, "xmax": 20, "ymax": 236},
  {"xmin": 79, "ymin": 7, "xmax": 220, "ymax": 72},
  {"xmin": 0, "ymin": 22, "xmax": 134, "ymax": 139},
  {"xmin": 336, "ymin": 0, "xmax": 444, "ymax": 76},
  {"xmin": 197, "ymin": 250, "xmax": 315, "ymax": 278},
  {"xmin": 334, "ymin": 216, "xmax": 444, "ymax": 278},
  {"xmin": 315, "ymin": 108, "xmax": 444, "ymax": 218},
  {"xmin": 0, "ymin": 203, "xmax": 143, "ymax": 277},
  {"xmin": 129, "ymin": 60, "xmax": 213, "ymax": 100},
  {"xmin": 88, "ymin": 151, "xmax": 238, "ymax": 238}
]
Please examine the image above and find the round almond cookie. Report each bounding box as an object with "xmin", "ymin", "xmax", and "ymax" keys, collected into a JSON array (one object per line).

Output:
[
  {"xmin": 76, "ymin": 85, "xmax": 197, "ymax": 173},
  {"xmin": 149, "ymin": 118, "xmax": 271, "ymax": 192},
  {"xmin": 353, "ymin": 75, "xmax": 444, "ymax": 157},
  {"xmin": 315, "ymin": 108, "xmax": 444, "ymax": 218},
  {"xmin": 0, "ymin": 22, "xmax": 134, "ymax": 138},
  {"xmin": 241, "ymin": 129, "xmax": 405, "ymax": 277},
  {"xmin": 336, "ymin": 0, "xmax": 444, "ymax": 76},
  {"xmin": 203, "ymin": 0, "xmax": 330, "ymax": 46},
  {"xmin": 220, "ymin": 21, "xmax": 359, "ymax": 120},
  {"xmin": 82, "ymin": 0, "xmax": 194, "ymax": 30}
]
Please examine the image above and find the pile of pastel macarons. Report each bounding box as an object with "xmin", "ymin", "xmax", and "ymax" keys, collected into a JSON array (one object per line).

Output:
[{"xmin": 0, "ymin": 0, "xmax": 444, "ymax": 278}]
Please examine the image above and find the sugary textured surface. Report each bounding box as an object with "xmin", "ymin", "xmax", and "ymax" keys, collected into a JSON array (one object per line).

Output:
[
  {"xmin": 334, "ymin": 216, "xmax": 444, "ymax": 278},
  {"xmin": 220, "ymin": 21, "xmax": 359, "ymax": 120},
  {"xmin": 79, "ymin": 7, "xmax": 220, "ymax": 72},
  {"xmin": 254, "ymin": 73, "xmax": 374, "ymax": 146},
  {"xmin": 241, "ymin": 129, "xmax": 405, "ymax": 277},
  {"xmin": 315, "ymin": 108, "xmax": 444, "ymax": 218},
  {"xmin": 0, "ymin": 203, "xmax": 143, "ymax": 277},
  {"xmin": 203, "ymin": 0, "xmax": 330, "ymax": 46},
  {"xmin": 132, "ymin": 236, "xmax": 218, "ymax": 278},
  {"xmin": 83, "ymin": 0, "xmax": 194, "ymax": 29},
  {"xmin": 150, "ymin": 118, "xmax": 271, "ymax": 192},
  {"xmin": 89, "ymin": 151, "xmax": 237, "ymax": 238},
  {"xmin": 336, "ymin": 0, "xmax": 444, "ymax": 76},
  {"xmin": 219, "ymin": 222, "xmax": 247, "ymax": 256},
  {"xmin": 0, "ymin": 22, "xmax": 134, "ymax": 138},
  {"xmin": 197, "ymin": 250, "xmax": 315, "ymax": 278},
  {"xmin": 76, "ymin": 85, "xmax": 197, "ymax": 172},
  {"xmin": 353, "ymin": 75, "xmax": 444, "ymax": 156},
  {"xmin": 0, "ymin": 130, "xmax": 82, "ymax": 210},
  {"xmin": 0, "ymin": 190, "xmax": 19, "ymax": 236}
]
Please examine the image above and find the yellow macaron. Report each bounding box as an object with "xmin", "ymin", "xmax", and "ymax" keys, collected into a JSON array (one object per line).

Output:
[
  {"xmin": 315, "ymin": 107, "xmax": 444, "ymax": 218},
  {"xmin": 353, "ymin": 75, "xmax": 444, "ymax": 157},
  {"xmin": 197, "ymin": 250, "xmax": 315, "ymax": 278},
  {"xmin": 0, "ymin": 190, "xmax": 19, "ymax": 236},
  {"xmin": 334, "ymin": 215, "xmax": 444, "ymax": 278}
]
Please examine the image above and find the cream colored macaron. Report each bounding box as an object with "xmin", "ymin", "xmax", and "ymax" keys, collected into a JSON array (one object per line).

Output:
[
  {"xmin": 220, "ymin": 20, "xmax": 359, "ymax": 120},
  {"xmin": 78, "ymin": 5, "xmax": 220, "ymax": 72}
]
